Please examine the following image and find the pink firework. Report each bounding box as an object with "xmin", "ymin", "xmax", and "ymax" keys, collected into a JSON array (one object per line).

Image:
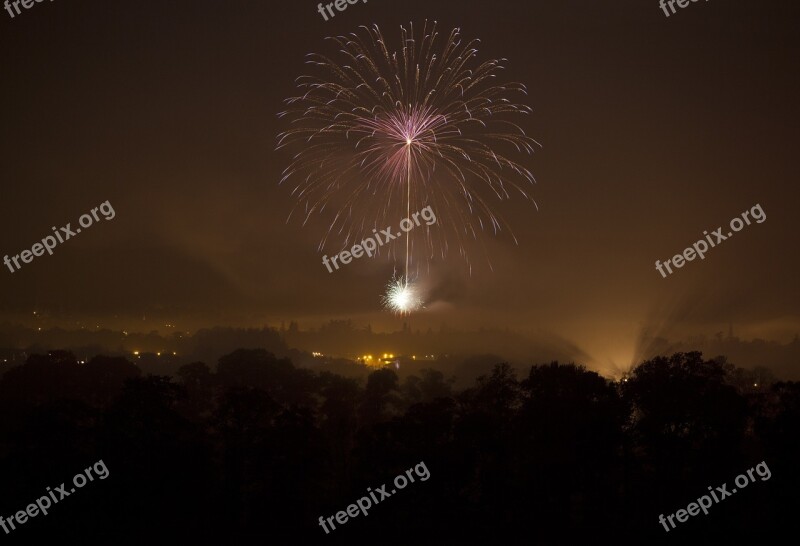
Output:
[{"xmin": 277, "ymin": 21, "xmax": 540, "ymax": 275}]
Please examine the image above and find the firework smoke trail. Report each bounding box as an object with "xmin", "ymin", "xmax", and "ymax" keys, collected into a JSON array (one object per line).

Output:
[{"xmin": 277, "ymin": 21, "xmax": 539, "ymax": 313}]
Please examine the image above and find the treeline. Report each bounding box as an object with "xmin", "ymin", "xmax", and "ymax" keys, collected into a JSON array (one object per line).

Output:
[
  {"xmin": 0, "ymin": 321, "xmax": 590, "ymax": 375},
  {"xmin": 0, "ymin": 350, "xmax": 796, "ymax": 544}
]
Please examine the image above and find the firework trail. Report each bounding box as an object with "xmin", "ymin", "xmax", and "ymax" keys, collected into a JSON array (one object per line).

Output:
[{"xmin": 277, "ymin": 21, "xmax": 539, "ymax": 312}]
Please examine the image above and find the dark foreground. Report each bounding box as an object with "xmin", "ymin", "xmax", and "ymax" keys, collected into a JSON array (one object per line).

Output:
[{"xmin": 0, "ymin": 350, "xmax": 796, "ymax": 545}]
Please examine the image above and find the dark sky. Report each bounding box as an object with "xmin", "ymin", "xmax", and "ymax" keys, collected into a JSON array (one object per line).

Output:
[{"xmin": 1, "ymin": 0, "xmax": 798, "ymax": 373}]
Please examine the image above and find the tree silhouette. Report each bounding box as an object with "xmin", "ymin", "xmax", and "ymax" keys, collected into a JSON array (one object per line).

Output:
[
  {"xmin": 358, "ymin": 367, "xmax": 401, "ymax": 427},
  {"xmin": 0, "ymin": 348, "xmax": 794, "ymax": 543}
]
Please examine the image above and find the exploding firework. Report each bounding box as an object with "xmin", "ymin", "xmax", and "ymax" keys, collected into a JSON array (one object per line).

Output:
[
  {"xmin": 381, "ymin": 275, "xmax": 423, "ymax": 315},
  {"xmin": 277, "ymin": 21, "xmax": 540, "ymax": 275}
]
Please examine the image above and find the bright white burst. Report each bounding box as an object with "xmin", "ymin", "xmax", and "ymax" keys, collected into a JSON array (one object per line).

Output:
[{"xmin": 382, "ymin": 276, "xmax": 423, "ymax": 315}]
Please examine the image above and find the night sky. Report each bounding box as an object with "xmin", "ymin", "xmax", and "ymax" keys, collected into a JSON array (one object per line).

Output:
[{"xmin": 2, "ymin": 0, "xmax": 798, "ymax": 375}]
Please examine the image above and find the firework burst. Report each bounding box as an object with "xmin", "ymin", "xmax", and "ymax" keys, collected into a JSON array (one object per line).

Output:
[
  {"xmin": 277, "ymin": 21, "xmax": 540, "ymax": 268},
  {"xmin": 277, "ymin": 21, "xmax": 539, "ymax": 312},
  {"xmin": 381, "ymin": 275, "xmax": 423, "ymax": 315}
]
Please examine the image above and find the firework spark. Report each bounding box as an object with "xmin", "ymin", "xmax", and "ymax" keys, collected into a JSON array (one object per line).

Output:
[
  {"xmin": 277, "ymin": 21, "xmax": 540, "ymax": 274},
  {"xmin": 381, "ymin": 276, "xmax": 423, "ymax": 315}
]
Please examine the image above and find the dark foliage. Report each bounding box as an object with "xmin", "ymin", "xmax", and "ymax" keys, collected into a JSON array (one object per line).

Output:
[{"xmin": 0, "ymin": 349, "xmax": 795, "ymax": 544}]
